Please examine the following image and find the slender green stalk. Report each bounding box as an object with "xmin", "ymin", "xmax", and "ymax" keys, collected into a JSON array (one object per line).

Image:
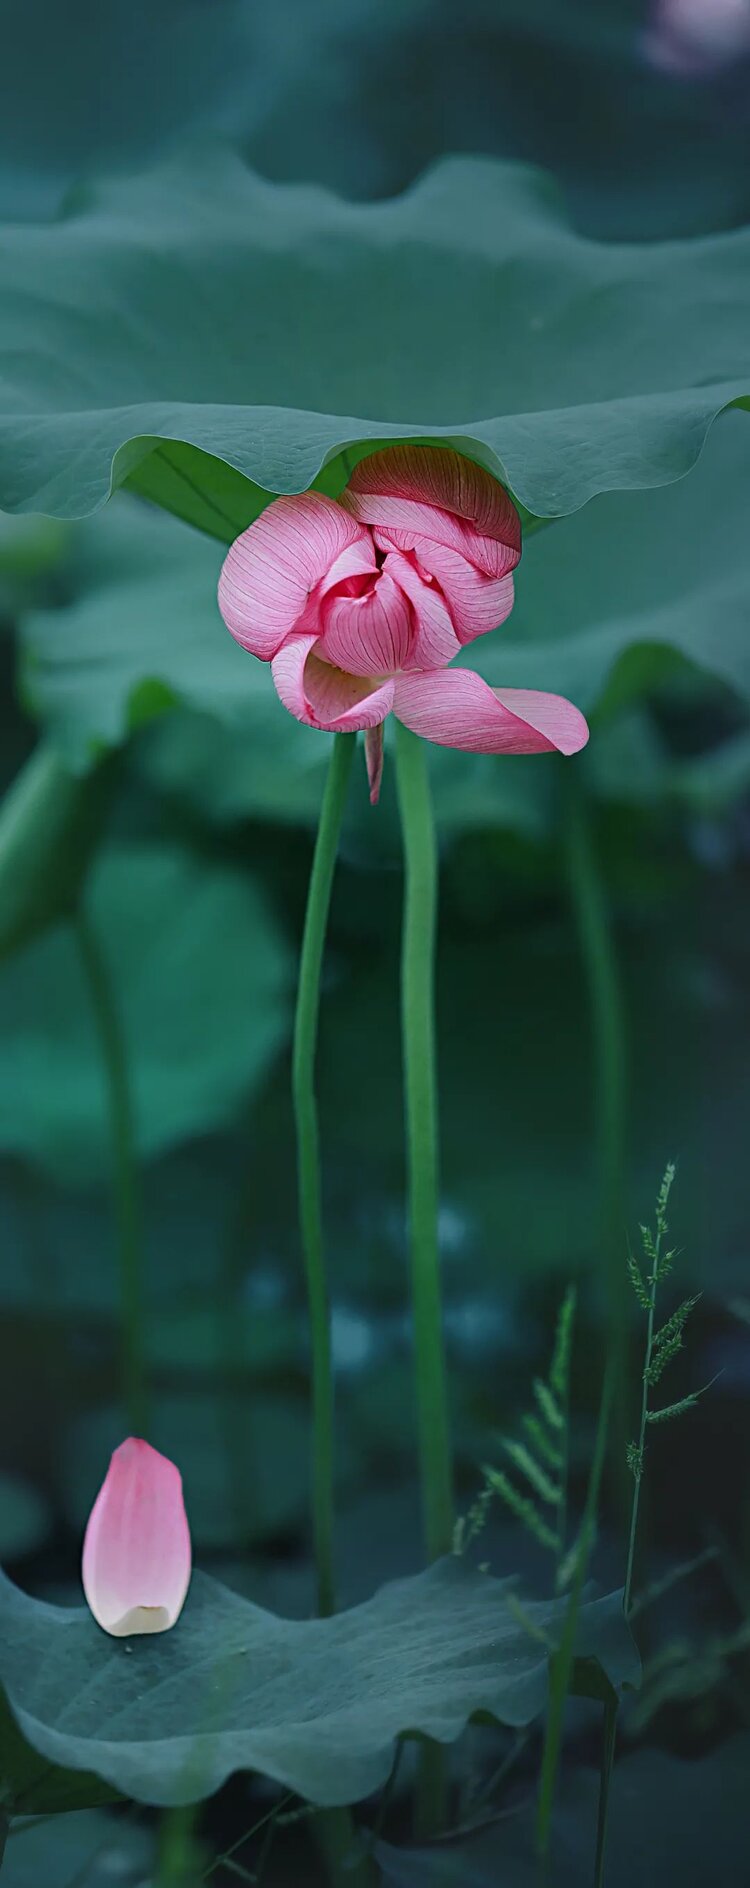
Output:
[
  {"xmin": 393, "ymin": 721, "xmax": 453, "ymax": 1562},
  {"xmin": 292, "ymin": 732, "xmax": 355, "ymax": 1619},
  {"xmin": 0, "ymin": 1810, "xmax": 8, "ymax": 1873},
  {"xmin": 593, "ymin": 1689, "xmax": 618, "ymax": 1888},
  {"xmin": 562, "ymin": 767, "xmax": 628, "ymax": 1422},
  {"xmin": 624, "ymin": 1190, "xmax": 669, "ymax": 1614},
  {"xmin": 76, "ymin": 907, "xmax": 147, "ymax": 1435},
  {"xmin": 157, "ymin": 1805, "xmax": 199, "ymax": 1884},
  {"xmin": 537, "ymin": 1363, "xmax": 614, "ymax": 1862},
  {"xmin": 552, "ymin": 1286, "xmax": 576, "ymax": 1587},
  {"xmin": 623, "ymin": 1280, "xmax": 657, "ymax": 1615},
  {"xmin": 561, "ymin": 760, "xmax": 627, "ymax": 1888},
  {"xmin": 597, "ymin": 1165, "xmax": 677, "ymax": 1887}
]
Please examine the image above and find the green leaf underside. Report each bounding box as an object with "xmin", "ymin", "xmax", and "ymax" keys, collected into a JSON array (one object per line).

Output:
[
  {"xmin": 0, "ymin": 1562, "xmax": 637, "ymax": 1808},
  {"xmin": 15, "ymin": 413, "xmax": 750, "ymax": 796},
  {"xmin": 1, "ymin": 149, "xmax": 749, "ymax": 534}
]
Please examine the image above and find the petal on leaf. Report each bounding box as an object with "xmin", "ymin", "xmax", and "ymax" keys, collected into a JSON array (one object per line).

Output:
[{"xmin": 82, "ymin": 1439, "xmax": 191, "ymax": 1639}]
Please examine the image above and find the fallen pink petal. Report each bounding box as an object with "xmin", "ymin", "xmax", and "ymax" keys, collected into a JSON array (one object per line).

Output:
[
  {"xmin": 82, "ymin": 1438, "xmax": 192, "ymax": 1638},
  {"xmin": 217, "ymin": 446, "xmax": 588, "ymax": 800}
]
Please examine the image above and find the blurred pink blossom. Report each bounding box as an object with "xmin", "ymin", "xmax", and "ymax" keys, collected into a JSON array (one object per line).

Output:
[
  {"xmin": 644, "ymin": 0, "xmax": 750, "ymax": 74},
  {"xmin": 218, "ymin": 447, "xmax": 588, "ymax": 803},
  {"xmin": 82, "ymin": 1437, "xmax": 191, "ymax": 1637}
]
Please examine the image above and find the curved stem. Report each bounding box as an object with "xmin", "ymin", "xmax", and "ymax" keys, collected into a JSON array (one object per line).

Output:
[
  {"xmin": 76, "ymin": 907, "xmax": 147, "ymax": 1436},
  {"xmin": 292, "ymin": 732, "xmax": 355, "ymax": 1618},
  {"xmin": 393, "ymin": 722, "xmax": 453, "ymax": 1562},
  {"xmin": 562, "ymin": 766, "xmax": 629, "ymax": 1438},
  {"xmin": 561, "ymin": 767, "xmax": 629, "ymax": 1888}
]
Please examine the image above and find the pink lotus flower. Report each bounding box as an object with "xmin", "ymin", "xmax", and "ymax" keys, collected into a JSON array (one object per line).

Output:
[
  {"xmin": 218, "ymin": 446, "xmax": 588, "ymax": 802},
  {"xmin": 82, "ymin": 1437, "xmax": 191, "ymax": 1637}
]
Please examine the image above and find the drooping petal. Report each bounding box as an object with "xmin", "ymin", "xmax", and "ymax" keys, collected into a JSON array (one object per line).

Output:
[
  {"xmin": 342, "ymin": 446, "xmax": 521, "ymax": 577},
  {"xmin": 317, "ymin": 568, "xmax": 414, "ymax": 674},
  {"xmin": 272, "ymin": 632, "xmax": 395, "ymax": 731},
  {"xmin": 82, "ymin": 1438, "xmax": 191, "ymax": 1638},
  {"xmin": 218, "ymin": 495, "xmax": 370, "ymax": 660},
  {"xmin": 393, "ymin": 669, "xmax": 589, "ymax": 755},
  {"xmin": 399, "ymin": 538, "xmax": 516, "ymax": 645},
  {"xmin": 364, "ymin": 724, "xmax": 385, "ymax": 805}
]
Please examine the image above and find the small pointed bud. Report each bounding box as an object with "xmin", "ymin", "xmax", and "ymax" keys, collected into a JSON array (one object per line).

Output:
[{"xmin": 82, "ymin": 1438, "xmax": 191, "ymax": 1638}]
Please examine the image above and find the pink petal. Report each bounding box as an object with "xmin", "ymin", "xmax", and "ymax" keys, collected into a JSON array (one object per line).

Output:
[
  {"xmin": 342, "ymin": 446, "xmax": 521, "ymax": 578},
  {"xmin": 400, "ymin": 539, "xmax": 516, "ymax": 645},
  {"xmin": 82, "ymin": 1438, "xmax": 191, "ymax": 1638},
  {"xmin": 218, "ymin": 495, "xmax": 370, "ymax": 660},
  {"xmin": 272, "ymin": 632, "xmax": 395, "ymax": 731},
  {"xmin": 317, "ymin": 568, "xmax": 414, "ymax": 674},
  {"xmin": 383, "ymin": 549, "xmax": 462, "ymax": 668},
  {"xmin": 317, "ymin": 537, "xmax": 379, "ymax": 598},
  {"xmin": 393, "ymin": 669, "xmax": 590, "ymax": 755}
]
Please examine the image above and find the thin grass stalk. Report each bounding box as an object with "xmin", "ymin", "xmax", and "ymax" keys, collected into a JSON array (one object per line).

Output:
[{"xmin": 536, "ymin": 1362, "xmax": 614, "ymax": 1863}]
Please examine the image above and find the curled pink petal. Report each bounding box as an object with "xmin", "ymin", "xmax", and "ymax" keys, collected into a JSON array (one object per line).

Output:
[
  {"xmin": 382, "ymin": 549, "xmax": 462, "ymax": 668},
  {"xmin": 342, "ymin": 445, "xmax": 521, "ymax": 577},
  {"xmin": 218, "ymin": 494, "xmax": 369, "ymax": 660},
  {"xmin": 272, "ymin": 632, "xmax": 395, "ymax": 731},
  {"xmin": 317, "ymin": 567, "xmax": 414, "ymax": 674},
  {"xmin": 317, "ymin": 537, "xmax": 379, "ymax": 598},
  {"xmin": 402, "ymin": 539, "xmax": 516, "ymax": 645},
  {"xmin": 393, "ymin": 669, "xmax": 589, "ymax": 756},
  {"xmin": 82, "ymin": 1438, "xmax": 191, "ymax": 1638}
]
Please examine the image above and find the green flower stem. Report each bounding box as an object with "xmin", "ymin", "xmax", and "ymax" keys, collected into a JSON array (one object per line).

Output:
[
  {"xmin": 0, "ymin": 1809, "xmax": 8, "ymax": 1872},
  {"xmin": 76, "ymin": 906, "xmax": 147, "ymax": 1436},
  {"xmin": 292, "ymin": 731, "xmax": 355, "ymax": 1620},
  {"xmin": 394, "ymin": 721, "xmax": 453, "ymax": 1564},
  {"xmin": 562, "ymin": 765, "xmax": 629, "ymax": 1464}
]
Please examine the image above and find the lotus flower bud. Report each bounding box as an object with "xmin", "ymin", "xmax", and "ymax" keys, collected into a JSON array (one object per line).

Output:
[
  {"xmin": 82, "ymin": 1437, "xmax": 191, "ymax": 1637},
  {"xmin": 217, "ymin": 447, "xmax": 588, "ymax": 801}
]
